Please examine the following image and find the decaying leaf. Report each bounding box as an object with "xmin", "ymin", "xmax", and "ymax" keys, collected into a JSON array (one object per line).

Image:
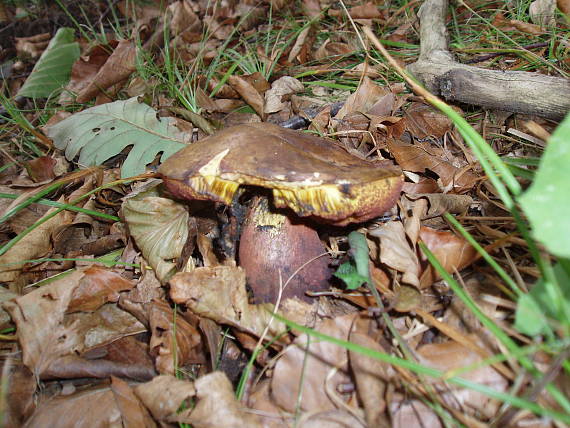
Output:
[
  {"xmin": 121, "ymin": 185, "xmax": 189, "ymax": 283},
  {"xmin": 169, "ymin": 265, "xmax": 316, "ymax": 340}
]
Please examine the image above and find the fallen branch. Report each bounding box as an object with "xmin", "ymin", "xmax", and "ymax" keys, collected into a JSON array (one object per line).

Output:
[{"xmin": 406, "ymin": 0, "xmax": 570, "ymax": 120}]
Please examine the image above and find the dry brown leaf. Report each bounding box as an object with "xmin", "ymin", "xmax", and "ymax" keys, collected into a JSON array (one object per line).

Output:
[
  {"xmin": 3, "ymin": 268, "xmax": 145, "ymax": 378},
  {"xmin": 24, "ymin": 156, "xmax": 57, "ymax": 182},
  {"xmin": 404, "ymin": 102, "xmax": 453, "ymax": 139},
  {"xmin": 170, "ymin": 266, "xmax": 315, "ymax": 340},
  {"xmin": 23, "ymin": 385, "xmax": 122, "ymax": 427},
  {"xmin": 148, "ymin": 299, "xmax": 203, "ymax": 375},
  {"xmin": 419, "ymin": 226, "xmax": 478, "ymax": 288},
  {"xmin": 387, "ymin": 139, "xmax": 478, "ymax": 193},
  {"xmin": 0, "ymin": 198, "xmax": 73, "ymax": 285},
  {"xmin": 186, "ymin": 372, "xmax": 263, "ymax": 428},
  {"xmin": 59, "ymin": 42, "xmax": 116, "ymax": 105},
  {"xmin": 14, "ymin": 33, "xmax": 50, "ymax": 58},
  {"xmin": 67, "ymin": 266, "xmax": 136, "ymax": 313},
  {"xmin": 558, "ymin": 0, "xmax": 570, "ymax": 14},
  {"xmin": 417, "ymin": 340, "xmax": 508, "ymax": 418},
  {"xmin": 135, "ymin": 375, "xmax": 196, "ymax": 422},
  {"xmin": 248, "ymin": 380, "xmax": 290, "ymax": 428},
  {"xmin": 349, "ymin": 317, "xmax": 390, "ymax": 427},
  {"xmin": 168, "ymin": 0, "xmax": 200, "ymax": 35},
  {"xmin": 2, "ymin": 364, "xmax": 36, "ymax": 427},
  {"xmin": 271, "ymin": 315, "xmax": 354, "ymax": 413},
  {"xmin": 288, "ymin": 26, "xmax": 313, "ymax": 64},
  {"xmin": 302, "ymin": 0, "xmax": 321, "ymax": 19},
  {"xmin": 335, "ymin": 76, "xmax": 388, "ymax": 120},
  {"xmin": 369, "ymin": 221, "xmax": 420, "ymax": 287},
  {"xmin": 228, "ymin": 75, "xmax": 266, "ymax": 119},
  {"xmin": 390, "ymin": 397, "xmax": 443, "ymax": 428},
  {"xmin": 529, "ymin": 0, "xmax": 556, "ymax": 25},
  {"xmin": 76, "ymin": 39, "xmax": 137, "ymax": 103},
  {"xmin": 300, "ymin": 410, "xmax": 367, "ymax": 428},
  {"xmin": 405, "ymin": 193, "xmax": 473, "ymax": 218},
  {"xmin": 329, "ymin": 2, "xmax": 383, "ymax": 19},
  {"xmin": 264, "ymin": 76, "xmax": 304, "ymax": 113},
  {"xmin": 110, "ymin": 376, "xmax": 157, "ymax": 428}
]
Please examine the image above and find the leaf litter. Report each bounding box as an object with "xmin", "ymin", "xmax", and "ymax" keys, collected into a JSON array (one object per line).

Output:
[{"xmin": 0, "ymin": 0, "xmax": 568, "ymax": 426}]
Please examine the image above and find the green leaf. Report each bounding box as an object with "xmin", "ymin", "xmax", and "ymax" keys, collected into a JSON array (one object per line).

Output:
[
  {"xmin": 46, "ymin": 97, "xmax": 188, "ymax": 178},
  {"xmin": 514, "ymin": 262, "xmax": 570, "ymax": 336},
  {"xmin": 17, "ymin": 28, "xmax": 80, "ymax": 98},
  {"xmin": 334, "ymin": 261, "xmax": 369, "ymax": 290},
  {"xmin": 518, "ymin": 113, "xmax": 570, "ymax": 258}
]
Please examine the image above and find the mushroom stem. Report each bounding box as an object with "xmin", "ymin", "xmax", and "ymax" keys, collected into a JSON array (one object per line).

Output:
[{"xmin": 238, "ymin": 197, "xmax": 331, "ymax": 304}]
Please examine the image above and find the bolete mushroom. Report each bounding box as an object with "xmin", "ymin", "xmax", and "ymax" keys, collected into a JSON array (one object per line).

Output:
[{"xmin": 159, "ymin": 122, "xmax": 403, "ymax": 303}]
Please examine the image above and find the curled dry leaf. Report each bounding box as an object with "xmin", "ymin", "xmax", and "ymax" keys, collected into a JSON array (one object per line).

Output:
[
  {"xmin": 148, "ymin": 300, "xmax": 203, "ymax": 375},
  {"xmin": 14, "ymin": 33, "xmax": 50, "ymax": 58},
  {"xmin": 169, "ymin": 266, "xmax": 316, "ymax": 340},
  {"xmin": 419, "ymin": 226, "xmax": 478, "ymax": 288},
  {"xmin": 110, "ymin": 376, "xmax": 157, "ymax": 427},
  {"xmin": 75, "ymin": 39, "xmax": 137, "ymax": 103},
  {"xmin": 121, "ymin": 186, "xmax": 189, "ymax": 283},
  {"xmin": 228, "ymin": 74, "xmax": 266, "ymax": 119},
  {"xmin": 3, "ymin": 267, "xmax": 145, "ymax": 378},
  {"xmin": 369, "ymin": 221, "xmax": 421, "ymax": 287},
  {"xmin": 264, "ymin": 76, "xmax": 304, "ymax": 114},
  {"xmin": 67, "ymin": 266, "xmax": 136, "ymax": 313},
  {"xmin": 135, "ymin": 372, "xmax": 263, "ymax": 427},
  {"xmin": 135, "ymin": 375, "xmax": 197, "ymax": 422},
  {"xmin": 59, "ymin": 41, "xmax": 117, "ymax": 105},
  {"xmin": 417, "ymin": 340, "xmax": 508, "ymax": 418},
  {"xmin": 335, "ymin": 76, "xmax": 389, "ymax": 120},
  {"xmin": 404, "ymin": 193, "xmax": 473, "ymax": 218},
  {"xmin": 348, "ymin": 317, "xmax": 390, "ymax": 427},
  {"xmin": 404, "ymin": 102, "xmax": 453, "ymax": 139},
  {"xmin": 23, "ymin": 385, "xmax": 125, "ymax": 428},
  {"xmin": 0, "ymin": 197, "xmax": 73, "ymax": 285},
  {"xmin": 186, "ymin": 372, "xmax": 263, "ymax": 428},
  {"xmin": 387, "ymin": 138, "xmax": 478, "ymax": 193},
  {"xmin": 271, "ymin": 315, "xmax": 354, "ymax": 413},
  {"xmin": 168, "ymin": 0, "xmax": 201, "ymax": 35}
]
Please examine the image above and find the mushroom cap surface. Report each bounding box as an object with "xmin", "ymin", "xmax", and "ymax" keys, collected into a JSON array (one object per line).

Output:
[{"xmin": 158, "ymin": 122, "xmax": 403, "ymax": 225}]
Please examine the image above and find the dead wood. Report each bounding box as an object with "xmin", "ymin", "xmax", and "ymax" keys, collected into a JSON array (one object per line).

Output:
[{"xmin": 406, "ymin": 0, "xmax": 570, "ymax": 120}]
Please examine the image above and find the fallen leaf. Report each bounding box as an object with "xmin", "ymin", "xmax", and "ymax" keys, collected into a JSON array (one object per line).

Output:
[
  {"xmin": 369, "ymin": 221, "xmax": 420, "ymax": 287},
  {"xmin": 187, "ymin": 372, "xmax": 263, "ymax": 427},
  {"xmin": 134, "ymin": 375, "xmax": 196, "ymax": 423},
  {"xmin": 264, "ymin": 76, "xmax": 304, "ymax": 114},
  {"xmin": 419, "ymin": 226, "xmax": 478, "ymax": 288},
  {"xmin": 558, "ymin": 0, "xmax": 570, "ymax": 14},
  {"xmin": 271, "ymin": 315, "xmax": 354, "ymax": 413},
  {"xmin": 121, "ymin": 185, "xmax": 189, "ymax": 283},
  {"xmin": 404, "ymin": 102, "xmax": 453, "ymax": 139},
  {"xmin": 23, "ymin": 384, "xmax": 123, "ymax": 427},
  {"xmin": 14, "ymin": 33, "xmax": 50, "ymax": 58},
  {"xmin": 148, "ymin": 299, "xmax": 203, "ymax": 375},
  {"xmin": 228, "ymin": 75, "xmax": 266, "ymax": 119},
  {"xmin": 529, "ymin": 0, "xmax": 556, "ymax": 25},
  {"xmin": 110, "ymin": 376, "xmax": 157, "ymax": 427},
  {"xmin": 76, "ymin": 39, "xmax": 137, "ymax": 103},
  {"xmin": 0, "ymin": 199, "xmax": 72, "ymax": 285},
  {"xmin": 170, "ymin": 266, "xmax": 315, "ymax": 340},
  {"xmin": 387, "ymin": 139, "xmax": 478, "ymax": 193},
  {"xmin": 67, "ymin": 266, "xmax": 136, "ymax": 313},
  {"xmin": 335, "ymin": 76, "xmax": 389, "ymax": 120},
  {"xmin": 59, "ymin": 42, "xmax": 117, "ymax": 104}
]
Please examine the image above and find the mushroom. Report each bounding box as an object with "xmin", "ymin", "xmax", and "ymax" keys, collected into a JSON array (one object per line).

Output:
[{"xmin": 159, "ymin": 122, "xmax": 403, "ymax": 302}]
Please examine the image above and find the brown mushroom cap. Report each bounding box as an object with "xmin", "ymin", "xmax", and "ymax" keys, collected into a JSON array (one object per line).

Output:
[{"xmin": 158, "ymin": 122, "xmax": 403, "ymax": 225}]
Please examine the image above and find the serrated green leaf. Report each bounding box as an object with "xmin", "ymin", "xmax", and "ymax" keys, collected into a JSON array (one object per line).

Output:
[
  {"xmin": 46, "ymin": 97, "xmax": 188, "ymax": 178},
  {"xmin": 17, "ymin": 28, "xmax": 80, "ymax": 98},
  {"xmin": 518, "ymin": 113, "xmax": 570, "ymax": 258},
  {"xmin": 334, "ymin": 261, "xmax": 369, "ymax": 290}
]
